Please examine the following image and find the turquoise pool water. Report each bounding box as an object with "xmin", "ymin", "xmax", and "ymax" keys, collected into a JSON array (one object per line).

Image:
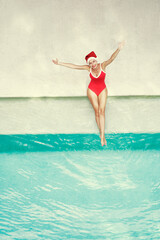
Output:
[{"xmin": 0, "ymin": 133, "xmax": 160, "ymax": 239}]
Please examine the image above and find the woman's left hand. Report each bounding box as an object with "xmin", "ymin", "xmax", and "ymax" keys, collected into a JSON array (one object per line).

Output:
[{"xmin": 118, "ymin": 40, "xmax": 125, "ymax": 50}]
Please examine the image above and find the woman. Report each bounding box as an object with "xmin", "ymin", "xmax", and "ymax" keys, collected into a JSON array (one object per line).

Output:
[{"xmin": 52, "ymin": 41, "xmax": 125, "ymax": 146}]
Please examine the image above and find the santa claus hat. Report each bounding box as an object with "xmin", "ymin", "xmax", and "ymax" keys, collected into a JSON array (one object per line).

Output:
[{"xmin": 85, "ymin": 51, "xmax": 97, "ymax": 64}]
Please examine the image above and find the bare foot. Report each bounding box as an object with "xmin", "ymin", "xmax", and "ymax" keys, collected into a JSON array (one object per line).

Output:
[
  {"xmin": 100, "ymin": 134, "xmax": 107, "ymax": 146},
  {"xmin": 101, "ymin": 137, "xmax": 105, "ymax": 146}
]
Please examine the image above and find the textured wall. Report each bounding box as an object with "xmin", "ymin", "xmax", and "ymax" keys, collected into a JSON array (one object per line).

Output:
[
  {"xmin": 0, "ymin": 96, "xmax": 159, "ymax": 134},
  {"xmin": 0, "ymin": 0, "xmax": 160, "ymax": 97}
]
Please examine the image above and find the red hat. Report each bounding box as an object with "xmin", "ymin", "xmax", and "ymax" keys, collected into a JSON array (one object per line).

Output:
[{"xmin": 85, "ymin": 51, "xmax": 97, "ymax": 64}]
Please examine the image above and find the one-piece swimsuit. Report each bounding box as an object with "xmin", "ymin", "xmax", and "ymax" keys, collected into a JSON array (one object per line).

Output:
[{"xmin": 88, "ymin": 63, "xmax": 106, "ymax": 96}]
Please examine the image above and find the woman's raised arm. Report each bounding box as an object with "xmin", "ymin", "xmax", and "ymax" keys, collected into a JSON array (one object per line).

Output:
[
  {"xmin": 52, "ymin": 58, "xmax": 89, "ymax": 71},
  {"xmin": 102, "ymin": 40, "xmax": 125, "ymax": 69}
]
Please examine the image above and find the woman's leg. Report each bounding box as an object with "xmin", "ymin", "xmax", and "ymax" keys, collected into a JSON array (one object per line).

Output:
[
  {"xmin": 87, "ymin": 88, "xmax": 100, "ymax": 132},
  {"xmin": 98, "ymin": 88, "xmax": 108, "ymax": 146}
]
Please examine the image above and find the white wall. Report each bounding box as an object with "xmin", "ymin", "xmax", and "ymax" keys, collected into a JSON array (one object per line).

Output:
[
  {"xmin": 0, "ymin": 97, "xmax": 159, "ymax": 134},
  {"xmin": 0, "ymin": 0, "xmax": 160, "ymax": 97}
]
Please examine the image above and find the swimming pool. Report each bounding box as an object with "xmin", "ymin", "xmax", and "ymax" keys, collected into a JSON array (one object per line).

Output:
[{"xmin": 0, "ymin": 133, "xmax": 160, "ymax": 239}]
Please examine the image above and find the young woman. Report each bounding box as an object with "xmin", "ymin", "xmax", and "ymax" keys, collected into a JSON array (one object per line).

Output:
[{"xmin": 52, "ymin": 41, "xmax": 125, "ymax": 146}]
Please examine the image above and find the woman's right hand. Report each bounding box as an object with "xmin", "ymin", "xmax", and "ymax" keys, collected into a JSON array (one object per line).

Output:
[{"xmin": 52, "ymin": 58, "xmax": 59, "ymax": 65}]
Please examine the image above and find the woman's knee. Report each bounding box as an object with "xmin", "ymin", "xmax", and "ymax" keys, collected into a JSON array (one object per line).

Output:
[
  {"xmin": 99, "ymin": 107, "xmax": 105, "ymax": 115},
  {"xmin": 94, "ymin": 108, "xmax": 99, "ymax": 117}
]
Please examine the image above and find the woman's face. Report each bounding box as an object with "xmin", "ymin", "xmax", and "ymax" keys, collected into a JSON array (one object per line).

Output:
[{"xmin": 89, "ymin": 59, "xmax": 98, "ymax": 69}]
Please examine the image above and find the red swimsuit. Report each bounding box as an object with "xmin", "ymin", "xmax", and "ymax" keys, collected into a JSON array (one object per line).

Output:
[{"xmin": 88, "ymin": 63, "xmax": 107, "ymax": 96}]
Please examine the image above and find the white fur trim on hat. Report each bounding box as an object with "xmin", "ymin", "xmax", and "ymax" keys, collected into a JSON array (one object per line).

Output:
[{"xmin": 87, "ymin": 57, "xmax": 98, "ymax": 64}]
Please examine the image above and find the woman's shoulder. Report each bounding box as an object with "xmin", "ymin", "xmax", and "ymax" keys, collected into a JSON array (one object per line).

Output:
[
  {"xmin": 86, "ymin": 65, "xmax": 90, "ymax": 72},
  {"xmin": 100, "ymin": 62, "xmax": 106, "ymax": 72}
]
